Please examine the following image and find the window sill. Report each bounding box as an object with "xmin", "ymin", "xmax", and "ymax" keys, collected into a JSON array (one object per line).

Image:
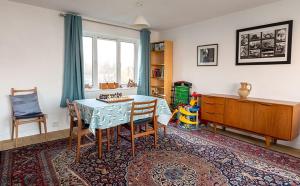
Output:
[{"xmin": 85, "ymin": 87, "xmax": 137, "ymax": 92}]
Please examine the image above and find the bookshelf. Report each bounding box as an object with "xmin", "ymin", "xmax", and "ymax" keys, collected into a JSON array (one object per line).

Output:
[{"xmin": 150, "ymin": 40, "xmax": 173, "ymax": 104}]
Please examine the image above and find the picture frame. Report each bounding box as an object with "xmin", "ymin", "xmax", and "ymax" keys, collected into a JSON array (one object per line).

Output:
[
  {"xmin": 236, "ymin": 20, "xmax": 293, "ymax": 65},
  {"xmin": 197, "ymin": 44, "xmax": 218, "ymax": 66}
]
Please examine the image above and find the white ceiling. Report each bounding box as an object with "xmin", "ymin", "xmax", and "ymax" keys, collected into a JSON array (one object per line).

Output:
[{"xmin": 10, "ymin": 0, "xmax": 280, "ymax": 30}]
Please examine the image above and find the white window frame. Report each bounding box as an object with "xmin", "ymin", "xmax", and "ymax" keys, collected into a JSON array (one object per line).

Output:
[{"xmin": 83, "ymin": 32, "xmax": 139, "ymax": 88}]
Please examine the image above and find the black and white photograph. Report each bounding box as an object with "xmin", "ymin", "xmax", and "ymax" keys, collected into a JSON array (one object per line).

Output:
[
  {"xmin": 276, "ymin": 28, "xmax": 287, "ymax": 42},
  {"xmin": 249, "ymin": 32, "xmax": 261, "ymax": 41},
  {"xmin": 241, "ymin": 34, "xmax": 249, "ymax": 46},
  {"xmin": 236, "ymin": 20, "xmax": 293, "ymax": 65},
  {"xmin": 249, "ymin": 49, "xmax": 261, "ymax": 58},
  {"xmin": 261, "ymin": 48, "xmax": 275, "ymax": 57},
  {"xmin": 275, "ymin": 42, "xmax": 286, "ymax": 56},
  {"xmin": 262, "ymin": 30, "xmax": 275, "ymax": 39},
  {"xmin": 262, "ymin": 39, "xmax": 274, "ymax": 49},
  {"xmin": 197, "ymin": 44, "xmax": 218, "ymax": 66},
  {"xmin": 249, "ymin": 41, "xmax": 261, "ymax": 50},
  {"xmin": 240, "ymin": 46, "xmax": 248, "ymax": 58}
]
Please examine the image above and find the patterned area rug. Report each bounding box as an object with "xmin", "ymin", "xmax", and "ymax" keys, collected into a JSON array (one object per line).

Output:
[{"xmin": 1, "ymin": 127, "xmax": 300, "ymax": 185}]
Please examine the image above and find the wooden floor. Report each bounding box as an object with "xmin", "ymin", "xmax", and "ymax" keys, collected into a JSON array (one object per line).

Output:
[
  {"xmin": 0, "ymin": 129, "xmax": 70, "ymax": 151},
  {"xmin": 0, "ymin": 127, "xmax": 299, "ymax": 158}
]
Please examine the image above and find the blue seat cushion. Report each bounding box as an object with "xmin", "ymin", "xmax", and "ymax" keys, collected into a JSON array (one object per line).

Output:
[
  {"xmin": 15, "ymin": 112, "xmax": 44, "ymax": 119},
  {"xmin": 10, "ymin": 93, "xmax": 42, "ymax": 117},
  {"xmin": 74, "ymin": 119, "xmax": 90, "ymax": 129},
  {"xmin": 125, "ymin": 117, "xmax": 153, "ymax": 126}
]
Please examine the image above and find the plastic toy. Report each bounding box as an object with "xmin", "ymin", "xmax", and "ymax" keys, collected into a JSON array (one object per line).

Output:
[
  {"xmin": 171, "ymin": 81, "xmax": 192, "ymax": 109},
  {"xmin": 172, "ymin": 92, "xmax": 201, "ymax": 130}
]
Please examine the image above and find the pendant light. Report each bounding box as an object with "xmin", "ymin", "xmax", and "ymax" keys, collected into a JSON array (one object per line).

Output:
[{"xmin": 132, "ymin": 1, "xmax": 150, "ymax": 29}]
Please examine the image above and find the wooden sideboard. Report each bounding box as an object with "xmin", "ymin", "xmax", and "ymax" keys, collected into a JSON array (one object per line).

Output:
[{"xmin": 201, "ymin": 94, "xmax": 300, "ymax": 146}]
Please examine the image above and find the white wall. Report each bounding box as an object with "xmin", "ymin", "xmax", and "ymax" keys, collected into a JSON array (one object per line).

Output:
[
  {"xmin": 161, "ymin": 0, "xmax": 300, "ymax": 148},
  {"xmin": 0, "ymin": 0, "xmax": 66, "ymax": 141},
  {"xmin": 0, "ymin": 0, "xmax": 160, "ymax": 141}
]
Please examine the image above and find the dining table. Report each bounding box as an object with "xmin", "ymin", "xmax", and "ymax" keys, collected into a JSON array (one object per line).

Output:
[
  {"xmin": 76, "ymin": 95, "xmax": 172, "ymax": 130},
  {"xmin": 75, "ymin": 95, "xmax": 172, "ymax": 157}
]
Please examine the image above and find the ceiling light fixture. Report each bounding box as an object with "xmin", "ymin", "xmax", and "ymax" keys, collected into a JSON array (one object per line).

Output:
[{"xmin": 132, "ymin": 1, "xmax": 150, "ymax": 29}]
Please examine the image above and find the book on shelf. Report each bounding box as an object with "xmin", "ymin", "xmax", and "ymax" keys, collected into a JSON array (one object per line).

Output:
[
  {"xmin": 151, "ymin": 42, "xmax": 165, "ymax": 52},
  {"xmin": 152, "ymin": 67, "xmax": 164, "ymax": 79}
]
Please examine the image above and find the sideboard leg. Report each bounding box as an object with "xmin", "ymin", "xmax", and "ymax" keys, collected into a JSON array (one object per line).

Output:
[
  {"xmin": 272, "ymin": 138, "xmax": 277, "ymax": 144},
  {"xmin": 213, "ymin": 124, "xmax": 217, "ymax": 133},
  {"xmin": 221, "ymin": 126, "xmax": 226, "ymax": 131},
  {"xmin": 265, "ymin": 136, "xmax": 271, "ymax": 147}
]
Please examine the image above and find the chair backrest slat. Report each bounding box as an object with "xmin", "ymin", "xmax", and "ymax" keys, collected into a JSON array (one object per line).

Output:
[
  {"xmin": 133, "ymin": 105, "xmax": 156, "ymax": 111},
  {"xmin": 132, "ymin": 101, "xmax": 156, "ymax": 105},
  {"xmin": 11, "ymin": 87, "xmax": 37, "ymax": 96},
  {"xmin": 130, "ymin": 99, "xmax": 157, "ymax": 124},
  {"xmin": 133, "ymin": 110, "xmax": 155, "ymax": 116}
]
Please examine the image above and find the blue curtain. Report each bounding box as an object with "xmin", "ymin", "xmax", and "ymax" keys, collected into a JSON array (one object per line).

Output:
[
  {"xmin": 137, "ymin": 29, "xmax": 151, "ymax": 96},
  {"xmin": 60, "ymin": 14, "xmax": 85, "ymax": 107}
]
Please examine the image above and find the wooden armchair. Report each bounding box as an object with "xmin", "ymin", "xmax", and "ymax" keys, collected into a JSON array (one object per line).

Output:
[
  {"xmin": 10, "ymin": 87, "xmax": 47, "ymax": 147},
  {"xmin": 117, "ymin": 99, "xmax": 158, "ymax": 156},
  {"xmin": 66, "ymin": 100, "xmax": 112, "ymax": 162}
]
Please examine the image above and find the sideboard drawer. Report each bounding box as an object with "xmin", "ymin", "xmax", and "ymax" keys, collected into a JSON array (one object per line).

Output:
[
  {"xmin": 202, "ymin": 102, "xmax": 224, "ymax": 114},
  {"xmin": 202, "ymin": 111, "xmax": 224, "ymax": 123},
  {"xmin": 202, "ymin": 96, "xmax": 225, "ymax": 105}
]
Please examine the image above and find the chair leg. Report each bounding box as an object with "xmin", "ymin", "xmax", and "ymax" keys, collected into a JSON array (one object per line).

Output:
[
  {"xmin": 68, "ymin": 128, "xmax": 73, "ymax": 150},
  {"xmin": 98, "ymin": 129, "xmax": 102, "ymax": 159},
  {"xmin": 43, "ymin": 121, "xmax": 47, "ymax": 140},
  {"xmin": 68, "ymin": 121, "xmax": 73, "ymax": 150},
  {"xmin": 11, "ymin": 121, "xmax": 15, "ymax": 140},
  {"xmin": 117, "ymin": 126, "xmax": 121, "ymax": 147},
  {"xmin": 106, "ymin": 128, "xmax": 110, "ymax": 152},
  {"xmin": 131, "ymin": 133, "xmax": 135, "ymax": 157},
  {"xmin": 144, "ymin": 124, "xmax": 149, "ymax": 139},
  {"xmin": 38, "ymin": 121, "xmax": 42, "ymax": 134},
  {"xmin": 163, "ymin": 125, "xmax": 167, "ymax": 137},
  {"xmin": 110, "ymin": 128, "xmax": 114, "ymax": 144},
  {"xmin": 15, "ymin": 124, "xmax": 18, "ymax": 147},
  {"xmin": 76, "ymin": 135, "xmax": 81, "ymax": 163},
  {"xmin": 154, "ymin": 120, "xmax": 158, "ymax": 148},
  {"xmin": 154, "ymin": 130, "xmax": 158, "ymax": 148}
]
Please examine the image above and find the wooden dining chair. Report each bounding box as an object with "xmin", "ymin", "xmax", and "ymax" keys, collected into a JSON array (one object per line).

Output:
[
  {"xmin": 66, "ymin": 100, "xmax": 112, "ymax": 162},
  {"xmin": 10, "ymin": 87, "xmax": 47, "ymax": 147},
  {"xmin": 117, "ymin": 99, "xmax": 158, "ymax": 156}
]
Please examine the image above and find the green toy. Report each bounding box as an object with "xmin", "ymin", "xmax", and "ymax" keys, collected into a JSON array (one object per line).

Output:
[{"xmin": 171, "ymin": 81, "xmax": 192, "ymax": 109}]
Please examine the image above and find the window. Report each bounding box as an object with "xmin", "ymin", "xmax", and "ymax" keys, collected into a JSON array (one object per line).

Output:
[
  {"xmin": 83, "ymin": 37, "xmax": 93, "ymax": 85},
  {"xmin": 97, "ymin": 39, "xmax": 117, "ymax": 83},
  {"xmin": 82, "ymin": 34, "xmax": 138, "ymax": 88},
  {"xmin": 120, "ymin": 42, "xmax": 135, "ymax": 84}
]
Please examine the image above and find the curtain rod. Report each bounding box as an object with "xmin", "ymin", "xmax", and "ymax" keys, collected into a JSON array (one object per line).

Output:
[{"xmin": 59, "ymin": 13, "xmax": 140, "ymax": 32}]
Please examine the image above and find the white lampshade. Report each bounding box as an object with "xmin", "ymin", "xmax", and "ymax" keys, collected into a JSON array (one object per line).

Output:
[{"xmin": 133, "ymin": 15, "xmax": 150, "ymax": 29}]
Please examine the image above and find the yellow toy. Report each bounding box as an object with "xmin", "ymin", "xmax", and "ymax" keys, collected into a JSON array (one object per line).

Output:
[{"xmin": 171, "ymin": 93, "xmax": 200, "ymax": 130}]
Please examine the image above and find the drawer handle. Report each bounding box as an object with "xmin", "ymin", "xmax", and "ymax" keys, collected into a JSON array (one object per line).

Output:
[
  {"xmin": 205, "ymin": 112, "xmax": 215, "ymax": 115},
  {"xmin": 237, "ymin": 100, "xmax": 250, "ymax": 103},
  {"xmin": 258, "ymin": 103, "xmax": 273, "ymax": 106},
  {"xmin": 204, "ymin": 102, "xmax": 215, "ymax": 105}
]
